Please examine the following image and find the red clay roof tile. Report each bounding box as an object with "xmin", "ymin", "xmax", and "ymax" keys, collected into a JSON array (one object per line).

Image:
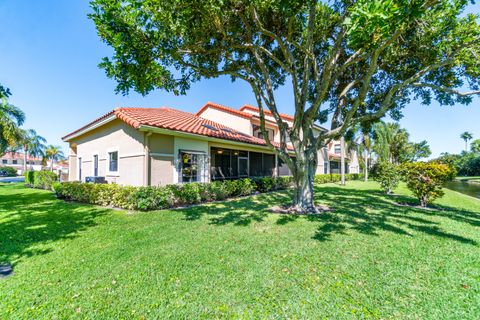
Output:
[{"xmin": 64, "ymin": 106, "xmax": 290, "ymax": 150}]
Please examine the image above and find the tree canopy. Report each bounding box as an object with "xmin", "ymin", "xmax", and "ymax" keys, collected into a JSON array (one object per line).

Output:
[
  {"xmin": 89, "ymin": 0, "xmax": 480, "ymax": 212},
  {"xmin": 0, "ymin": 84, "xmax": 25, "ymax": 155}
]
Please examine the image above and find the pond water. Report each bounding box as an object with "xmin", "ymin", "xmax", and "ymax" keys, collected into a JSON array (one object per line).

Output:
[{"xmin": 445, "ymin": 180, "xmax": 480, "ymax": 199}]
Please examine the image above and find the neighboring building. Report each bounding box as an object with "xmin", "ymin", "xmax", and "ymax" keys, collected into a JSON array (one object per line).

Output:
[
  {"xmin": 62, "ymin": 102, "xmax": 359, "ymax": 186},
  {"xmin": 0, "ymin": 152, "xmax": 43, "ymax": 174}
]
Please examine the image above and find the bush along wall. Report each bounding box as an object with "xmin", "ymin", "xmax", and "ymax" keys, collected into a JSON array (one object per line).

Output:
[
  {"xmin": 313, "ymin": 173, "xmax": 365, "ymax": 184},
  {"xmin": 0, "ymin": 166, "xmax": 18, "ymax": 177},
  {"xmin": 24, "ymin": 170, "xmax": 58, "ymax": 190},
  {"xmin": 53, "ymin": 173, "xmax": 364, "ymax": 212}
]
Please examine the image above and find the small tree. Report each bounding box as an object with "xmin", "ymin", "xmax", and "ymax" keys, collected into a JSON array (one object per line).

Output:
[
  {"xmin": 401, "ymin": 162, "xmax": 455, "ymax": 207},
  {"xmin": 371, "ymin": 161, "xmax": 400, "ymax": 194}
]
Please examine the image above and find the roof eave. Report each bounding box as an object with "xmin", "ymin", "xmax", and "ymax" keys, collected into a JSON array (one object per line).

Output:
[
  {"xmin": 62, "ymin": 114, "xmax": 117, "ymax": 142},
  {"xmin": 138, "ymin": 125, "xmax": 295, "ymax": 154}
]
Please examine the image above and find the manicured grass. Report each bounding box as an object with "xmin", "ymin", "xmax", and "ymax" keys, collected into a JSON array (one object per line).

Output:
[{"xmin": 0, "ymin": 182, "xmax": 479, "ymax": 319}]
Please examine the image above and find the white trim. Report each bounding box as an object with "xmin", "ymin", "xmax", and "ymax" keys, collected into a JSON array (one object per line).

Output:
[
  {"xmin": 150, "ymin": 152, "xmax": 174, "ymax": 157},
  {"xmin": 119, "ymin": 153, "xmax": 145, "ymax": 159},
  {"xmin": 63, "ymin": 114, "xmax": 117, "ymax": 142}
]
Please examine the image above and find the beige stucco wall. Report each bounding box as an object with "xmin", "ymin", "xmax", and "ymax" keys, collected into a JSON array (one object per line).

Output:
[
  {"xmin": 198, "ymin": 107, "xmax": 253, "ymax": 135},
  {"xmin": 68, "ymin": 118, "xmax": 145, "ymax": 186},
  {"xmin": 149, "ymin": 133, "xmax": 175, "ymax": 185}
]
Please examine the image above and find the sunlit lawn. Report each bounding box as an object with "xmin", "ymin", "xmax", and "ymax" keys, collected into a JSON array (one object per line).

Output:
[{"xmin": 0, "ymin": 181, "xmax": 479, "ymax": 319}]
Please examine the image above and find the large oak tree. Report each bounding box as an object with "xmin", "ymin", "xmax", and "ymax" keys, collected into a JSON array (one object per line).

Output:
[{"xmin": 90, "ymin": 0, "xmax": 480, "ymax": 213}]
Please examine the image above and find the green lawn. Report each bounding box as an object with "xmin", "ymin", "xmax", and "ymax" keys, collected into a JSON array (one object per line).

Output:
[{"xmin": 0, "ymin": 182, "xmax": 479, "ymax": 319}]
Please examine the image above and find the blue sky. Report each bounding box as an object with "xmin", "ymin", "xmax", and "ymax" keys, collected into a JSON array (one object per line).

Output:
[{"xmin": 0, "ymin": 0, "xmax": 478, "ymax": 158}]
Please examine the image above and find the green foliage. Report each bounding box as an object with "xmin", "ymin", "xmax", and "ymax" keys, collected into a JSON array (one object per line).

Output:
[
  {"xmin": 0, "ymin": 85, "xmax": 25, "ymax": 154},
  {"xmin": 460, "ymin": 131, "xmax": 473, "ymax": 151},
  {"xmin": 470, "ymin": 139, "xmax": 480, "ymax": 154},
  {"xmin": 372, "ymin": 121, "xmax": 431, "ymax": 163},
  {"xmin": 24, "ymin": 170, "xmax": 58, "ymax": 190},
  {"xmin": 371, "ymin": 161, "xmax": 400, "ymax": 194},
  {"xmin": 400, "ymin": 162, "xmax": 455, "ymax": 207},
  {"xmin": 314, "ymin": 173, "xmax": 364, "ymax": 184},
  {"xmin": 0, "ymin": 166, "xmax": 17, "ymax": 177},
  {"xmin": 54, "ymin": 177, "xmax": 293, "ymax": 211},
  {"xmin": 89, "ymin": 0, "xmax": 480, "ymax": 211},
  {"xmin": 435, "ymin": 152, "xmax": 480, "ymax": 177}
]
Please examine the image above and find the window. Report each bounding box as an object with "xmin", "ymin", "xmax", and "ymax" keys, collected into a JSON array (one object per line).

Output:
[
  {"xmin": 252, "ymin": 125, "xmax": 274, "ymax": 141},
  {"xmin": 78, "ymin": 157, "xmax": 82, "ymax": 181},
  {"xmin": 211, "ymin": 148, "xmax": 249, "ymax": 180},
  {"xmin": 179, "ymin": 151, "xmax": 208, "ymax": 183},
  {"xmin": 12, "ymin": 160, "xmax": 17, "ymax": 165},
  {"xmin": 93, "ymin": 155, "xmax": 99, "ymax": 176},
  {"xmin": 108, "ymin": 151, "xmax": 118, "ymax": 172},
  {"xmin": 2, "ymin": 160, "xmax": 7, "ymax": 164},
  {"xmin": 334, "ymin": 144, "xmax": 341, "ymax": 154},
  {"xmin": 324, "ymin": 161, "xmax": 329, "ymax": 174}
]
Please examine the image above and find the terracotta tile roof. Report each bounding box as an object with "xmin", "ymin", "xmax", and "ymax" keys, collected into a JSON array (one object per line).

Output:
[
  {"xmin": 0, "ymin": 152, "xmax": 43, "ymax": 161},
  {"xmin": 240, "ymin": 105, "xmax": 295, "ymax": 122},
  {"xmin": 195, "ymin": 101, "xmax": 254, "ymax": 119},
  {"xmin": 65, "ymin": 106, "xmax": 291, "ymax": 150}
]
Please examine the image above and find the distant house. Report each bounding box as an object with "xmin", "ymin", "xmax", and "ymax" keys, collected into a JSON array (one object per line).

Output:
[
  {"xmin": 62, "ymin": 102, "xmax": 359, "ymax": 186},
  {"xmin": 0, "ymin": 152, "xmax": 43, "ymax": 174}
]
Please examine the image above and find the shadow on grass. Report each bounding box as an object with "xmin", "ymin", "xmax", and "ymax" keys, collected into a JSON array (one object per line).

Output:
[
  {"xmin": 180, "ymin": 184, "xmax": 479, "ymax": 246},
  {"xmin": 0, "ymin": 184, "xmax": 108, "ymax": 267}
]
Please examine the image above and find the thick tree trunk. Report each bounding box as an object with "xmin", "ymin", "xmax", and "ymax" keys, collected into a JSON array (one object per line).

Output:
[
  {"xmin": 364, "ymin": 151, "xmax": 368, "ymax": 182},
  {"xmin": 340, "ymin": 136, "xmax": 346, "ymax": 185},
  {"xmin": 291, "ymin": 149, "xmax": 318, "ymax": 213}
]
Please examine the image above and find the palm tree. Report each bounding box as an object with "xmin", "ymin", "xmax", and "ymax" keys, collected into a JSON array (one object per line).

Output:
[
  {"xmin": 460, "ymin": 131, "xmax": 473, "ymax": 152},
  {"xmin": 45, "ymin": 145, "xmax": 65, "ymax": 171},
  {"xmin": 0, "ymin": 86, "xmax": 25, "ymax": 155},
  {"xmin": 17, "ymin": 129, "xmax": 47, "ymax": 172}
]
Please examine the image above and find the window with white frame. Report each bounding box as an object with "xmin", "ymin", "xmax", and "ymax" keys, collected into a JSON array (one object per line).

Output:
[
  {"xmin": 108, "ymin": 151, "xmax": 118, "ymax": 173},
  {"xmin": 334, "ymin": 144, "xmax": 341, "ymax": 154}
]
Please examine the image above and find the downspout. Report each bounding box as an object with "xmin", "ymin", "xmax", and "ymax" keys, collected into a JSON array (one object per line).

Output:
[{"xmin": 144, "ymin": 132, "xmax": 152, "ymax": 186}]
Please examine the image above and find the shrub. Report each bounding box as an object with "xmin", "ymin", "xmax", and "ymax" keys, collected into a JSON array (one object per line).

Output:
[
  {"xmin": 25, "ymin": 170, "xmax": 58, "ymax": 190},
  {"xmin": 400, "ymin": 162, "xmax": 455, "ymax": 207},
  {"xmin": 53, "ymin": 176, "xmax": 290, "ymax": 211},
  {"xmin": 313, "ymin": 173, "xmax": 364, "ymax": 185},
  {"xmin": 371, "ymin": 162, "xmax": 400, "ymax": 194},
  {"xmin": 24, "ymin": 170, "xmax": 35, "ymax": 185},
  {"xmin": 0, "ymin": 166, "xmax": 18, "ymax": 177}
]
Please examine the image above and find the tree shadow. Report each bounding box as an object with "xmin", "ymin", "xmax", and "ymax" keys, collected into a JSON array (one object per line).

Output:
[
  {"xmin": 178, "ymin": 184, "xmax": 479, "ymax": 246},
  {"xmin": 308, "ymin": 186, "xmax": 478, "ymax": 245},
  {"xmin": 0, "ymin": 184, "xmax": 109, "ymax": 267}
]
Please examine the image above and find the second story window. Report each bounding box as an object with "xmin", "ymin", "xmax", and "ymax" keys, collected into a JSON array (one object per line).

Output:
[
  {"xmin": 334, "ymin": 144, "xmax": 341, "ymax": 154},
  {"xmin": 2, "ymin": 159, "xmax": 7, "ymax": 164},
  {"xmin": 12, "ymin": 160, "xmax": 17, "ymax": 165},
  {"xmin": 252, "ymin": 125, "xmax": 274, "ymax": 141}
]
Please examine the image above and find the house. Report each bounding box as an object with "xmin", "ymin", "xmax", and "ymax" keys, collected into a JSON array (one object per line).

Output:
[
  {"xmin": 62, "ymin": 102, "xmax": 359, "ymax": 186},
  {"xmin": 0, "ymin": 152, "xmax": 44, "ymax": 174}
]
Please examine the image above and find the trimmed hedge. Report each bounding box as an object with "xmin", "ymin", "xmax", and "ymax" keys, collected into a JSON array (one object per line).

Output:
[
  {"xmin": 0, "ymin": 166, "xmax": 18, "ymax": 177},
  {"xmin": 24, "ymin": 170, "xmax": 58, "ymax": 190},
  {"xmin": 53, "ymin": 173, "xmax": 364, "ymax": 211},
  {"xmin": 314, "ymin": 173, "xmax": 364, "ymax": 184},
  {"xmin": 53, "ymin": 177, "xmax": 292, "ymax": 211}
]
